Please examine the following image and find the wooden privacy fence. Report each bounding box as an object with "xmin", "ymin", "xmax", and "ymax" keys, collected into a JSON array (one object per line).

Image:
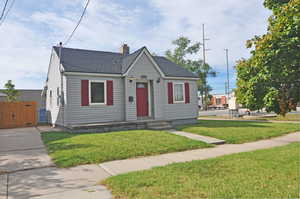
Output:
[{"xmin": 0, "ymin": 101, "xmax": 37, "ymax": 129}]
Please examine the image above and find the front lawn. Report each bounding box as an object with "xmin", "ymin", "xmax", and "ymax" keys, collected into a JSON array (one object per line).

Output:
[
  {"xmin": 176, "ymin": 120, "xmax": 300, "ymax": 144},
  {"xmin": 41, "ymin": 130, "xmax": 211, "ymax": 167},
  {"xmin": 103, "ymin": 143, "xmax": 300, "ymax": 199}
]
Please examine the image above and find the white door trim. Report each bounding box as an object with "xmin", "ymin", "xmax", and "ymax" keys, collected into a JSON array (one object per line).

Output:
[{"xmin": 136, "ymin": 81, "xmax": 151, "ymax": 117}]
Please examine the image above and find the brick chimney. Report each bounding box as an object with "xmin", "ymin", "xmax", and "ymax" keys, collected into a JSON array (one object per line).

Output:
[{"xmin": 120, "ymin": 44, "xmax": 129, "ymax": 55}]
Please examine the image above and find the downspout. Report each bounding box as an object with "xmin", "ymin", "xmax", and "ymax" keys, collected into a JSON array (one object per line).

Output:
[{"xmin": 58, "ymin": 42, "xmax": 65, "ymax": 127}]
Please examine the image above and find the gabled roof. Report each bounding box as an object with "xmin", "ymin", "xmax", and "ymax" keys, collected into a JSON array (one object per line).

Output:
[{"xmin": 53, "ymin": 46, "xmax": 198, "ymax": 78}]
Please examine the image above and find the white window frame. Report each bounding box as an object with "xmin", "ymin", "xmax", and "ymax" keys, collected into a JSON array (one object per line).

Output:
[
  {"xmin": 89, "ymin": 80, "xmax": 106, "ymax": 105},
  {"xmin": 173, "ymin": 82, "xmax": 185, "ymax": 103}
]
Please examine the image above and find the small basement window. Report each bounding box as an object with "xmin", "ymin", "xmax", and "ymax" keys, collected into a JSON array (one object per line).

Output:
[
  {"xmin": 174, "ymin": 83, "xmax": 184, "ymax": 103},
  {"xmin": 90, "ymin": 81, "xmax": 106, "ymax": 104}
]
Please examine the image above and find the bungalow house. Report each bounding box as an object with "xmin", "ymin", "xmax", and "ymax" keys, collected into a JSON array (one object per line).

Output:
[{"xmin": 45, "ymin": 44, "xmax": 199, "ymax": 131}]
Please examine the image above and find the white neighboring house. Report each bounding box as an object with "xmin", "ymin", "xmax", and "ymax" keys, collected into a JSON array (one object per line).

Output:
[{"xmin": 228, "ymin": 92, "xmax": 239, "ymax": 110}]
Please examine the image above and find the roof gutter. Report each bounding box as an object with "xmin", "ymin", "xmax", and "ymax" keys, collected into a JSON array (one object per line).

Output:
[
  {"xmin": 64, "ymin": 71, "xmax": 199, "ymax": 80},
  {"xmin": 163, "ymin": 76, "xmax": 200, "ymax": 80}
]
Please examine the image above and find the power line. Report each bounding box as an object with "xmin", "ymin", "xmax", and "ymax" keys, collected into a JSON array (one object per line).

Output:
[
  {"xmin": 63, "ymin": 0, "xmax": 91, "ymax": 45},
  {"xmin": 0, "ymin": 0, "xmax": 9, "ymax": 22},
  {"xmin": 0, "ymin": 0, "xmax": 15, "ymax": 26}
]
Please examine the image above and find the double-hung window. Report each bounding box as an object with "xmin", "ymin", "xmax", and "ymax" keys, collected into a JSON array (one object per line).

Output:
[
  {"xmin": 174, "ymin": 83, "xmax": 185, "ymax": 103},
  {"xmin": 90, "ymin": 81, "xmax": 106, "ymax": 105}
]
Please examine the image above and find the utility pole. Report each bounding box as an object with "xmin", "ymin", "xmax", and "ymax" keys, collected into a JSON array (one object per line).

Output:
[
  {"xmin": 202, "ymin": 24, "xmax": 210, "ymax": 110},
  {"xmin": 225, "ymin": 82, "xmax": 228, "ymax": 97},
  {"xmin": 202, "ymin": 24, "xmax": 206, "ymax": 71},
  {"xmin": 225, "ymin": 49, "xmax": 230, "ymax": 104}
]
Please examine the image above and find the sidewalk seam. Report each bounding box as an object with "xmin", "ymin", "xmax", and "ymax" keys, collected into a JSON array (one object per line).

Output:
[{"xmin": 99, "ymin": 164, "xmax": 116, "ymax": 176}]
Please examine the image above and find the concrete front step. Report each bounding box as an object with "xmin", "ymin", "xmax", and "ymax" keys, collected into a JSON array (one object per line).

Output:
[
  {"xmin": 147, "ymin": 121, "xmax": 171, "ymax": 127},
  {"xmin": 146, "ymin": 121, "xmax": 173, "ymax": 130},
  {"xmin": 148, "ymin": 125, "xmax": 173, "ymax": 130}
]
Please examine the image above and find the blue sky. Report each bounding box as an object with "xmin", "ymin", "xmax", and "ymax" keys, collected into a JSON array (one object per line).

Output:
[{"xmin": 0, "ymin": 0, "xmax": 271, "ymax": 94}]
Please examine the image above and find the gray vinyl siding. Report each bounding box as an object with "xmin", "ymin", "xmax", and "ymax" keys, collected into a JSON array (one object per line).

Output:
[
  {"xmin": 163, "ymin": 79, "xmax": 198, "ymax": 120},
  {"xmin": 153, "ymin": 80, "xmax": 165, "ymax": 120},
  {"xmin": 64, "ymin": 75, "xmax": 125, "ymax": 125},
  {"xmin": 124, "ymin": 76, "xmax": 137, "ymax": 121},
  {"xmin": 45, "ymin": 50, "xmax": 65, "ymax": 126},
  {"xmin": 126, "ymin": 52, "xmax": 164, "ymax": 120}
]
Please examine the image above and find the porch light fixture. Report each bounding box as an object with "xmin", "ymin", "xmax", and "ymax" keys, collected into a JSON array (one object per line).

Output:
[
  {"xmin": 128, "ymin": 76, "xmax": 136, "ymax": 83},
  {"xmin": 156, "ymin": 78, "xmax": 161, "ymax": 83}
]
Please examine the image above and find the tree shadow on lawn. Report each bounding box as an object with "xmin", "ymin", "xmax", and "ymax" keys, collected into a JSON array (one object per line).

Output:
[
  {"xmin": 46, "ymin": 142, "xmax": 98, "ymax": 152},
  {"xmin": 41, "ymin": 131, "xmax": 82, "ymax": 143},
  {"xmin": 41, "ymin": 131, "xmax": 101, "ymax": 153}
]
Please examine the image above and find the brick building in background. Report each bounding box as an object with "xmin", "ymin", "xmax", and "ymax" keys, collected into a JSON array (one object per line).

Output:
[{"xmin": 209, "ymin": 94, "xmax": 228, "ymax": 109}]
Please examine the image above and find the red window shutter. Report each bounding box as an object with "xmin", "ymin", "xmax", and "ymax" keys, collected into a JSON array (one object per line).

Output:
[
  {"xmin": 81, "ymin": 80, "xmax": 89, "ymax": 106},
  {"xmin": 168, "ymin": 82, "xmax": 173, "ymax": 104},
  {"xmin": 106, "ymin": 80, "xmax": 113, "ymax": 106},
  {"xmin": 185, "ymin": 82, "xmax": 190, "ymax": 104}
]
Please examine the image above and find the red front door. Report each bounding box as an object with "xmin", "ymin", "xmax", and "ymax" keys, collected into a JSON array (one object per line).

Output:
[{"xmin": 136, "ymin": 83, "xmax": 149, "ymax": 117}]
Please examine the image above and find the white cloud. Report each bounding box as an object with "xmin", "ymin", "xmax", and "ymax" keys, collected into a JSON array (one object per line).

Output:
[
  {"xmin": 0, "ymin": 0, "xmax": 271, "ymax": 89},
  {"xmin": 147, "ymin": 0, "xmax": 271, "ymax": 68}
]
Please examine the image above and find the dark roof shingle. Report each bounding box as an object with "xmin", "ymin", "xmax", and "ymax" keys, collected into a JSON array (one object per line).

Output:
[{"xmin": 53, "ymin": 46, "xmax": 198, "ymax": 78}]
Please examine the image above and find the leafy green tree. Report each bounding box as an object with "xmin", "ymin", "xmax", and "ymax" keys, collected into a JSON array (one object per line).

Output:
[
  {"xmin": 236, "ymin": 0, "xmax": 300, "ymax": 116},
  {"xmin": 3, "ymin": 80, "xmax": 19, "ymax": 102},
  {"xmin": 166, "ymin": 37, "xmax": 217, "ymax": 109}
]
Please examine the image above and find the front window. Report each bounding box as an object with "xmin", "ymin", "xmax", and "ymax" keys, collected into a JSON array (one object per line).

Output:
[
  {"xmin": 90, "ymin": 81, "xmax": 106, "ymax": 104},
  {"xmin": 174, "ymin": 83, "xmax": 184, "ymax": 103}
]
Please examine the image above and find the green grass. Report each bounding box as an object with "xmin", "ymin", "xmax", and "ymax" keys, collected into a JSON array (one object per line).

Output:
[
  {"xmin": 199, "ymin": 113, "xmax": 300, "ymax": 121},
  {"xmin": 41, "ymin": 130, "xmax": 211, "ymax": 167},
  {"xmin": 176, "ymin": 120, "xmax": 300, "ymax": 144},
  {"xmin": 103, "ymin": 143, "xmax": 300, "ymax": 199}
]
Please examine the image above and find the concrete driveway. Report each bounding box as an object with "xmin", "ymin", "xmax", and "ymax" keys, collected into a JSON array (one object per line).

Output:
[
  {"xmin": 0, "ymin": 127, "xmax": 54, "ymax": 172},
  {"xmin": 0, "ymin": 127, "xmax": 112, "ymax": 199}
]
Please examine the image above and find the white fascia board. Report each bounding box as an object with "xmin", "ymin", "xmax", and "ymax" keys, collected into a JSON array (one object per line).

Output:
[{"xmin": 63, "ymin": 72, "xmax": 122, "ymax": 77}]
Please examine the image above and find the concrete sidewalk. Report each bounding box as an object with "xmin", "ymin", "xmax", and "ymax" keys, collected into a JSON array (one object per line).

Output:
[
  {"xmin": 100, "ymin": 131, "xmax": 300, "ymax": 175},
  {"xmin": 169, "ymin": 130, "xmax": 225, "ymax": 144},
  {"xmin": 2, "ymin": 165, "xmax": 112, "ymax": 199}
]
